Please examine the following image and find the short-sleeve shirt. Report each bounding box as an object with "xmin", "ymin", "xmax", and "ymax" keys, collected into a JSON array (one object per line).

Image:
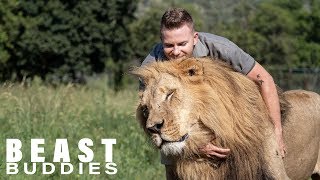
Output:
[{"xmin": 142, "ymin": 32, "xmax": 256, "ymax": 75}]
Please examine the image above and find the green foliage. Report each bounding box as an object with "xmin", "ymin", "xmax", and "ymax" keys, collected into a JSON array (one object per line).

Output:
[
  {"xmin": 215, "ymin": 0, "xmax": 320, "ymax": 68},
  {"xmin": 130, "ymin": 9, "xmax": 162, "ymax": 61},
  {"xmin": 0, "ymin": 0, "xmax": 25, "ymax": 77},
  {"xmin": 0, "ymin": 0, "xmax": 137, "ymax": 90}
]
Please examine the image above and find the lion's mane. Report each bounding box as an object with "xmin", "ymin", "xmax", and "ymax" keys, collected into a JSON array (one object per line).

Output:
[{"xmin": 132, "ymin": 57, "xmax": 291, "ymax": 180}]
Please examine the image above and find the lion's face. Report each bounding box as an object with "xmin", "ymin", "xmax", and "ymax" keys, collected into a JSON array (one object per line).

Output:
[
  {"xmin": 138, "ymin": 73, "xmax": 193, "ymax": 155},
  {"xmin": 137, "ymin": 71, "xmax": 213, "ymax": 156}
]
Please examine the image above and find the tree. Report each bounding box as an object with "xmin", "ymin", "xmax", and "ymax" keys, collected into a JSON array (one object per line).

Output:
[
  {"xmin": 219, "ymin": 0, "xmax": 320, "ymax": 68},
  {"xmin": 295, "ymin": 0, "xmax": 320, "ymax": 67},
  {"xmin": 0, "ymin": 0, "xmax": 138, "ymax": 90},
  {"xmin": 0, "ymin": 0, "xmax": 32, "ymax": 80}
]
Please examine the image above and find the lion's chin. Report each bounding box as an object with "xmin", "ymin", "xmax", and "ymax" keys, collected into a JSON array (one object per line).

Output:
[
  {"xmin": 160, "ymin": 141, "xmax": 186, "ymax": 155},
  {"xmin": 150, "ymin": 133, "xmax": 189, "ymax": 155}
]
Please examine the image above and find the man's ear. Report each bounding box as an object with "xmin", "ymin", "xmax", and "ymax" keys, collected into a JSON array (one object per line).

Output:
[{"xmin": 193, "ymin": 32, "xmax": 199, "ymax": 45}]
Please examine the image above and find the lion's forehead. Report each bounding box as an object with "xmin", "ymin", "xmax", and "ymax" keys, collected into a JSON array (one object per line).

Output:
[
  {"xmin": 151, "ymin": 73, "xmax": 181, "ymax": 89},
  {"xmin": 139, "ymin": 72, "xmax": 194, "ymax": 123}
]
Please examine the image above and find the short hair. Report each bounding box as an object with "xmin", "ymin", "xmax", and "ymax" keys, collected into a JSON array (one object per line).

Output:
[{"xmin": 160, "ymin": 8, "xmax": 195, "ymax": 32}]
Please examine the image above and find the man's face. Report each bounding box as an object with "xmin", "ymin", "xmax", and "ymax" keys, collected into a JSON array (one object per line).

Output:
[{"xmin": 161, "ymin": 24, "xmax": 198, "ymax": 60}]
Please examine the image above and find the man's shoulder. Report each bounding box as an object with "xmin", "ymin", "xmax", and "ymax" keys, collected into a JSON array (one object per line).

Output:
[
  {"xmin": 194, "ymin": 32, "xmax": 233, "ymax": 57},
  {"xmin": 198, "ymin": 32, "xmax": 231, "ymax": 44},
  {"xmin": 141, "ymin": 43, "xmax": 165, "ymax": 66},
  {"xmin": 148, "ymin": 43, "xmax": 163, "ymax": 55},
  {"xmin": 153, "ymin": 43, "xmax": 163, "ymax": 51}
]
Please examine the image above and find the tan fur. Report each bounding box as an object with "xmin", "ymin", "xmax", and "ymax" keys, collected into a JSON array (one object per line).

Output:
[{"xmin": 131, "ymin": 57, "xmax": 320, "ymax": 180}]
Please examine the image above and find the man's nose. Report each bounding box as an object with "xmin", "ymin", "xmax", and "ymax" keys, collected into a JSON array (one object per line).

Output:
[{"xmin": 172, "ymin": 46, "xmax": 180, "ymax": 56}]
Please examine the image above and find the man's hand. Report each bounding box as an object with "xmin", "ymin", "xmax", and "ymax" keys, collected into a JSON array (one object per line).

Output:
[{"xmin": 199, "ymin": 143, "xmax": 230, "ymax": 158}]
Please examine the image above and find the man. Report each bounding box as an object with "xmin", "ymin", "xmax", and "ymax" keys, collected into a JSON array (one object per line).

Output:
[{"xmin": 142, "ymin": 7, "xmax": 285, "ymax": 178}]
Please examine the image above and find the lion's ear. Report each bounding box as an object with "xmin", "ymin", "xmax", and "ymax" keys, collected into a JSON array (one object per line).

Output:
[
  {"xmin": 186, "ymin": 65, "xmax": 202, "ymax": 76},
  {"xmin": 178, "ymin": 59, "xmax": 204, "ymax": 82},
  {"xmin": 129, "ymin": 66, "xmax": 149, "ymax": 91}
]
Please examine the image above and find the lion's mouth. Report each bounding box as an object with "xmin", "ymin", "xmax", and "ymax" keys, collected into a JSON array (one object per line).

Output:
[
  {"xmin": 159, "ymin": 133, "xmax": 189, "ymax": 155},
  {"xmin": 162, "ymin": 133, "xmax": 189, "ymax": 144}
]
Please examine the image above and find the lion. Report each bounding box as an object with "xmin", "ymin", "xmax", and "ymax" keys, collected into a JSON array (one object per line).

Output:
[{"xmin": 131, "ymin": 57, "xmax": 320, "ymax": 180}]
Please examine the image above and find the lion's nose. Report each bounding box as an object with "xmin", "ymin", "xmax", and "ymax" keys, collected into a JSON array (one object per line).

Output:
[{"xmin": 147, "ymin": 121, "xmax": 164, "ymax": 134}]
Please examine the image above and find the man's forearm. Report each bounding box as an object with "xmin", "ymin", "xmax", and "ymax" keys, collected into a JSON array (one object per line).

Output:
[
  {"xmin": 259, "ymin": 74, "xmax": 282, "ymax": 130},
  {"xmin": 247, "ymin": 62, "xmax": 285, "ymax": 156},
  {"xmin": 246, "ymin": 62, "xmax": 282, "ymax": 129}
]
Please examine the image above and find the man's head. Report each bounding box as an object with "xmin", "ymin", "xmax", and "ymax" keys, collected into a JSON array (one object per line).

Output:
[{"xmin": 160, "ymin": 8, "xmax": 198, "ymax": 60}]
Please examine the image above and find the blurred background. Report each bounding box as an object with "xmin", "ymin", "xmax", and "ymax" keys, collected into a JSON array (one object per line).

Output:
[
  {"xmin": 0, "ymin": 0, "xmax": 319, "ymax": 91},
  {"xmin": 0, "ymin": 0, "xmax": 319, "ymax": 179}
]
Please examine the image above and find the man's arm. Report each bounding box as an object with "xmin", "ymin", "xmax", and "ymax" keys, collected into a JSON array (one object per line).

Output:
[
  {"xmin": 141, "ymin": 43, "xmax": 164, "ymax": 66},
  {"xmin": 246, "ymin": 61, "xmax": 286, "ymax": 157},
  {"xmin": 201, "ymin": 33, "xmax": 285, "ymax": 156}
]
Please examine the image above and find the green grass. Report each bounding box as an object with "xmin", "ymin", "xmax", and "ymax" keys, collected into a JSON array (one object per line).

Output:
[{"xmin": 0, "ymin": 80, "xmax": 164, "ymax": 179}]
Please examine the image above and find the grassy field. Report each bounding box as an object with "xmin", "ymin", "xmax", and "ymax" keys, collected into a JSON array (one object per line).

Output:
[
  {"xmin": 0, "ymin": 79, "xmax": 165, "ymax": 179},
  {"xmin": 0, "ymin": 76, "xmax": 318, "ymax": 180}
]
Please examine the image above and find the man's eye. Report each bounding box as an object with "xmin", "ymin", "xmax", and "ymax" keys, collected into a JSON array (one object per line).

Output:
[
  {"xmin": 178, "ymin": 42, "xmax": 187, "ymax": 46},
  {"xmin": 164, "ymin": 44, "xmax": 173, "ymax": 48}
]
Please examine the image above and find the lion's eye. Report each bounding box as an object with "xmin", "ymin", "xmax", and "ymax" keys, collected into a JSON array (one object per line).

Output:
[
  {"xmin": 142, "ymin": 106, "xmax": 149, "ymax": 118},
  {"xmin": 166, "ymin": 89, "xmax": 175, "ymax": 100}
]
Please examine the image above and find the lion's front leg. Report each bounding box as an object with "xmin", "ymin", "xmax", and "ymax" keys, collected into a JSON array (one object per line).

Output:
[{"xmin": 264, "ymin": 129, "xmax": 290, "ymax": 180}]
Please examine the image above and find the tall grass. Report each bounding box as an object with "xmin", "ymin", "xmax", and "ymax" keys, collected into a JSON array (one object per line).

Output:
[{"xmin": 0, "ymin": 79, "xmax": 164, "ymax": 179}]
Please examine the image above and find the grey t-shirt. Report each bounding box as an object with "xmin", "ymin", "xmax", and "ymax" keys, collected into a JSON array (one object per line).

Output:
[{"xmin": 142, "ymin": 32, "xmax": 255, "ymax": 75}]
